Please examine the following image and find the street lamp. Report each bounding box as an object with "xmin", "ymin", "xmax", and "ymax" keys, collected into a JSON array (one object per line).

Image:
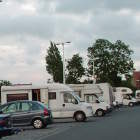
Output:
[
  {"xmin": 91, "ymin": 58, "xmax": 96, "ymax": 84},
  {"xmin": 56, "ymin": 41, "xmax": 71, "ymax": 84}
]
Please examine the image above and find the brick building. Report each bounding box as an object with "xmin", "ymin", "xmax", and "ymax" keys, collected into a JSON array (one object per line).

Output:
[{"xmin": 133, "ymin": 71, "xmax": 140, "ymax": 89}]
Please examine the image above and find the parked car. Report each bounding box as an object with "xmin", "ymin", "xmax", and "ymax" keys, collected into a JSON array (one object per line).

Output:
[
  {"xmin": 0, "ymin": 100, "xmax": 52, "ymax": 129},
  {"xmin": 0, "ymin": 114, "xmax": 13, "ymax": 138}
]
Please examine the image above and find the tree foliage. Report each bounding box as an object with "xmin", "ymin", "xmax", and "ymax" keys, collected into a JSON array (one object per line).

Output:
[
  {"xmin": 66, "ymin": 54, "xmax": 85, "ymax": 84},
  {"xmin": 45, "ymin": 41, "xmax": 63, "ymax": 83},
  {"xmin": 0, "ymin": 80, "xmax": 12, "ymax": 102},
  {"xmin": 87, "ymin": 39, "xmax": 134, "ymax": 86},
  {"xmin": 0, "ymin": 80, "xmax": 12, "ymax": 86}
]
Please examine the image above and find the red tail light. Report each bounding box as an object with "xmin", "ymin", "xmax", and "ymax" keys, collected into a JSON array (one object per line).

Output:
[{"xmin": 44, "ymin": 108, "xmax": 49, "ymax": 116}]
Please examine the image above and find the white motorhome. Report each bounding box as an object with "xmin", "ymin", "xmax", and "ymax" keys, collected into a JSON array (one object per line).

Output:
[
  {"xmin": 113, "ymin": 87, "xmax": 137, "ymax": 106},
  {"xmin": 68, "ymin": 84, "xmax": 111, "ymax": 117},
  {"xmin": 1, "ymin": 83, "xmax": 93, "ymax": 122},
  {"xmin": 97, "ymin": 83, "xmax": 114, "ymax": 106},
  {"xmin": 135, "ymin": 90, "xmax": 140, "ymax": 102}
]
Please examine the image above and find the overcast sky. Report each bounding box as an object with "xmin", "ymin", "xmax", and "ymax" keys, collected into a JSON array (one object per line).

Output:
[{"xmin": 0, "ymin": 0, "xmax": 140, "ymax": 84}]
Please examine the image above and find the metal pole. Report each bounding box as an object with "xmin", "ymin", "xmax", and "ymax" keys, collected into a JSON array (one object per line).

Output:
[
  {"xmin": 93, "ymin": 59, "xmax": 94, "ymax": 84},
  {"xmin": 56, "ymin": 41, "xmax": 71, "ymax": 84},
  {"xmin": 92, "ymin": 58, "xmax": 95, "ymax": 84},
  {"xmin": 62, "ymin": 43, "xmax": 65, "ymax": 84}
]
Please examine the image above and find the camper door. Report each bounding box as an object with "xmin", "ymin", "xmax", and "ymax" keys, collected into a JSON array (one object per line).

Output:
[{"xmin": 60, "ymin": 92, "xmax": 79, "ymax": 118}]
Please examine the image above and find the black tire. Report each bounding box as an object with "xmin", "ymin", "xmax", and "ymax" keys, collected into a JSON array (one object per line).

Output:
[
  {"xmin": 96, "ymin": 109, "xmax": 104, "ymax": 117},
  {"xmin": 129, "ymin": 102, "xmax": 134, "ymax": 107},
  {"xmin": 32, "ymin": 119, "xmax": 44, "ymax": 129},
  {"xmin": 75, "ymin": 112, "xmax": 86, "ymax": 122}
]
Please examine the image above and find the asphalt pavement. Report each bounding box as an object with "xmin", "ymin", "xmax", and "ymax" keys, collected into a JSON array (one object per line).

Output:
[{"xmin": 2, "ymin": 106, "xmax": 140, "ymax": 140}]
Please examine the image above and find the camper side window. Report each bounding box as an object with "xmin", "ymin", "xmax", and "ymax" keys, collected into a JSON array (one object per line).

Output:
[
  {"xmin": 122, "ymin": 89, "xmax": 127, "ymax": 92},
  {"xmin": 48, "ymin": 92, "xmax": 56, "ymax": 100}
]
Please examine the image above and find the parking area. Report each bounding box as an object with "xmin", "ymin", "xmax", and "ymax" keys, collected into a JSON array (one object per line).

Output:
[
  {"xmin": 2, "ymin": 106, "xmax": 140, "ymax": 140},
  {"xmin": 1, "ymin": 119, "xmax": 80, "ymax": 140},
  {"xmin": 1, "ymin": 108, "xmax": 118, "ymax": 140}
]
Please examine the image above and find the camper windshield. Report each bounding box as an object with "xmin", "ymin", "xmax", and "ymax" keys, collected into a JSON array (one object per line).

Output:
[
  {"xmin": 73, "ymin": 94, "xmax": 81, "ymax": 102},
  {"xmin": 128, "ymin": 95, "xmax": 133, "ymax": 99},
  {"xmin": 123, "ymin": 94, "xmax": 132, "ymax": 100},
  {"xmin": 98, "ymin": 96, "xmax": 104, "ymax": 102}
]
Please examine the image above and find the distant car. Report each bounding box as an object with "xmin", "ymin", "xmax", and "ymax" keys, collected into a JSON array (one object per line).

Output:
[
  {"xmin": 0, "ymin": 114, "xmax": 13, "ymax": 138},
  {"xmin": 0, "ymin": 100, "xmax": 53, "ymax": 129}
]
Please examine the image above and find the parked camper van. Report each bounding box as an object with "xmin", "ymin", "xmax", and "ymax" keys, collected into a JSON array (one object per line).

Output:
[
  {"xmin": 1, "ymin": 83, "xmax": 93, "ymax": 122},
  {"xmin": 97, "ymin": 83, "xmax": 114, "ymax": 106},
  {"xmin": 113, "ymin": 87, "xmax": 137, "ymax": 106},
  {"xmin": 135, "ymin": 90, "xmax": 140, "ymax": 103},
  {"xmin": 68, "ymin": 84, "xmax": 111, "ymax": 117}
]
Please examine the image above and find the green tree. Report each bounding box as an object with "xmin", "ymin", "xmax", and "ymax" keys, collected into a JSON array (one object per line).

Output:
[
  {"xmin": 87, "ymin": 39, "xmax": 134, "ymax": 86},
  {"xmin": 0, "ymin": 80, "xmax": 12, "ymax": 104},
  {"xmin": 66, "ymin": 54, "xmax": 85, "ymax": 84},
  {"xmin": 0, "ymin": 80, "xmax": 12, "ymax": 86},
  {"xmin": 45, "ymin": 41, "xmax": 63, "ymax": 83}
]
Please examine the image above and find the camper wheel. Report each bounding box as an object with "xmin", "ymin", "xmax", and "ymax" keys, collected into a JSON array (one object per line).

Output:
[
  {"xmin": 74, "ymin": 111, "xmax": 86, "ymax": 122},
  {"xmin": 128, "ymin": 102, "xmax": 134, "ymax": 107},
  {"xmin": 96, "ymin": 109, "xmax": 105, "ymax": 117}
]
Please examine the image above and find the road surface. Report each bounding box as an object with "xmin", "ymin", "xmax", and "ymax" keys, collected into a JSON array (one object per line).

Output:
[{"xmin": 2, "ymin": 106, "xmax": 140, "ymax": 140}]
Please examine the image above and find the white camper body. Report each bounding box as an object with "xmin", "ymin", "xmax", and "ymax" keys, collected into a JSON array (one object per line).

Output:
[
  {"xmin": 68, "ymin": 84, "xmax": 111, "ymax": 116},
  {"xmin": 113, "ymin": 87, "xmax": 137, "ymax": 106},
  {"xmin": 97, "ymin": 83, "xmax": 114, "ymax": 106},
  {"xmin": 135, "ymin": 90, "xmax": 140, "ymax": 102},
  {"xmin": 1, "ymin": 83, "xmax": 93, "ymax": 121}
]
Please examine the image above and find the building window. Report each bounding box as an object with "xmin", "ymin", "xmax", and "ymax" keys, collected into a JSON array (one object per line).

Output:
[{"xmin": 48, "ymin": 92, "xmax": 56, "ymax": 100}]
